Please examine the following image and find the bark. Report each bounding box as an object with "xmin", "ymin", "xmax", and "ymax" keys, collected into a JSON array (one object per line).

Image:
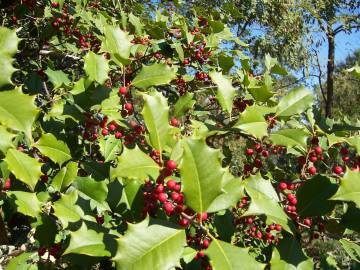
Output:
[{"xmin": 325, "ymin": 28, "xmax": 335, "ymax": 118}]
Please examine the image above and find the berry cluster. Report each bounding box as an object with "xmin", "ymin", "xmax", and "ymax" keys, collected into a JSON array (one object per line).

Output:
[
  {"xmin": 243, "ymin": 143, "xmax": 286, "ymax": 175},
  {"xmin": 50, "ymin": 4, "xmax": 101, "ymax": 51},
  {"xmin": 183, "ymin": 40, "xmax": 212, "ymax": 66}
]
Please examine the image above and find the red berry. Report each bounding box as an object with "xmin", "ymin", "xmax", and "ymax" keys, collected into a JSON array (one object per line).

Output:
[
  {"xmin": 314, "ymin": 146, "xmax": 322, "ymax": 155},
  {"xmin": 298, "ymin": 156, "xmax": 306, "ymax": 165},
  {"xmin": 51, "ymin": 2, "xmax": 60, "ymax": 8},
  {"xmin": 311, "ymin": 137, "xmax": 319, "ymax": 145},
  {"xmin": 304, "ymin": 218, "xmax": 312, "ymax": 226},
  {"xmin": 101, "ymin": 128, "xmax": 109, "ymax": 136},
  {"xmin": 118, "ymin": 86, "xmax": 127, "ymax": 95},
  {"xmin": 179, "ymin": 218, "xmax": 189, "ymax": 227},
  {"xmin": 275, "ymin": 224, "xmax": 282, "ymax": 231},
  {"xmin": 256, "ymin": 231, "xmax": 263, "ymax": 239},
  {"xmin": 289, "ymin": 198, "xmax": 297, "ymax": 205},
  {"xmin": 342, "ymin": 156, "xmax": 350, "ymax": 162},
  {"xmin": 115, "ymin": 131, "xmax": 122, "ymax": 139},
  {"xmin": 254, "ymin": 158, "xmax": 262, "ymax": 168},
  {"xmin": 171, "ymin": 192, "xmax": 180, "ymax": 202},
  {"xmin": 124, "ymin": 103, "xmax": 133, "ymax": 111},
  {"xmin": 308, "ymin": 167, "xmax": 317, "ymax": 175},
  {"xmin": 174, "ymin": 184, "xmax": 181, "ymax": 192},
  {"xmin": 108, "ymin": 124, "xmax": 116, "ymax": 131},
  {"xmin": 197, "ymin": 212, "xmax": 208, "ymax": 221},
  {"xmin": 170, "ymin": 118, "xmax": 180, "ymax": 127},
  {"xmin": 332, "ymin": 165, "xmax": 343, "ymax": 175},
  {"xmin": 309, "ymin": 155, "xmax": 317, "ymax": 163},
  {"xmin": 96, "ymin": 215, "xmax": 104, "ymax": 224},
  {"xmin": 49, "ymin": 244, "xmax": 61, "ymax": 256},
  {"xmin": 163, "ymin": 202, "xmax": 174, "ymax": 215},
  {"xmin": 340, "ymin": 147, "xmax": 349, "ymax": 155},
  {"xmin": 155, "ymin": 184, "xmax": 165, "ymax": 193},
  {"xmin": 279, "ymin": 182, "xmax": 287, "ymax": 190},
  {"xmin": 183, "ymin": 59, "xmax": 189, "ymax": 65},
  {"xmin": 198, "ymin": 250, "xmax": 205, "ymax": 257},
  {"xmin": 246, "ymin": 148, "xmax": 254, "ymax": 156},
  {"xmin": 166, "ymin": 180, "xmax": 177, "ymax": 190},
  {"xmin": 3, "ymin": 178, "xmax": 11, "ymax": 190},
  {"xmin": 166, "ymin": 160, "xmax": 177, "ymax": 170},
  {"xmin": 246, "ymin": 217, "xmax": 254, "ymax": 224},
  {"xmin": 157, "ymin": 193, "xmax": 168, "ymax": 202},
  {"xmin": 203, "ymin": 239, "xmax": 210, "ymax": 248},
  {"xmin": 287, "ymin": 193, "xmax": 295, "ymax": 200},
  {"xmin": 41, "ymin": 175, "xmax": 48, "ymax": 183},
  {"xmin": 255, "ymin": 143, "xmax": 262, "ymax": 153},
  {"xmin": 262, "ymin": 150, "xmax": 269, "ymax": 158},
  {"xmin": 38, "ymin": 246, "xmax": 47, "ymax": 256}
]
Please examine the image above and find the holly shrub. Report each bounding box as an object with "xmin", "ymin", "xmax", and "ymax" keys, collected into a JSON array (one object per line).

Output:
[{"xmin": 0, "ymin": 1, "xmax": 359, "ymax": 270}]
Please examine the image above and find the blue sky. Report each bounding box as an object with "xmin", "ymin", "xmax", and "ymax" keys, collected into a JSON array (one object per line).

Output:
[
  {"xmin": 318, "ymin": 30, "xmax": 360, "ymax": 66},
  {"xmin": 304, "ymin": 30, "xmax": 360, "ymax": 88}
]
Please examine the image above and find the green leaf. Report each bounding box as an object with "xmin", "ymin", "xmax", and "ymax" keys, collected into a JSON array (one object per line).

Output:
[
  {"xmin": 340, "ymin": 239, "xmax": 360, "ymax": 262},
  {"xmin": 5, "ymin": 252, "xmax": 37, "ymax": 270},
  {"xmin": 45, "ymin": 68, "xmax": 71, "ymax": 89},
  {"xmin": 173, "ymin": 92, "xmax": 195, "ymax": 118},
  {"xmin": 347, "ymin": 136, "xmax": 360, "ymax": 153},
  {"xmin": 234, "ymin": 106, "xmax": 268, "ymax": 139},
  {"xmin": 63, "ymin": 222, "xmax": 110, "ymax": 257},
  {"xmin": 8, "ymin": 191, "xmax": 42, "ymax": 218},
  {"xmin": 51, "ymin": 161, "xmax": 78, "ymax": 192},
  {"xmin": 132, "ymin": 63, "xmax": 177, "ymax": 89},
  {"xmin": 181, "ymin": 247, "xmax": 197, "ymax": 264},
  {"xmin": 141, "ymin": 91, "xmax": 171, "ymax": 153},
  {"xmin": 207, "ymin": 177, "xmax": 245, "ymax": 213},
  {"xmin": 100, "ymin": 90, "xmax": 122, "ymax": 122},
  {"xmin": 218, "ymin": 54, "xmax": 235, "ymax": 73},
  {"xmin": 111, "ymin": 146, "xmax": 159, "ymax": 181},
  {"xmin": 53, "ymin": 190, "xmax": 84, "ymax": 228},
  {"xmin": 271, "ymin": 235, "xmax": 314, "ymax": 270},
  {"xmin": 265, "ymin": 54, "xmax": 287, "ymax": 75},
  {"xmin": 84, "ymin": 51, "xmax": 110, "ymax": 84},
  {"xmin": 113, "ymin": 217, "xmax": 186, "ymax": 270},
  {"xmin": 0, "ymin": 27, "xmax": 19, "ymax": 87},
  {"xmin": 206, "ymin": 238, "xmax": 265, "ymax": 270},
  {"xmin": 326, "ymin": 133, "xmax": 347, "ymax": 147},
  {"xmin": 173, "ymin": 42, "xmax": 184, "ymax": 61},
  {"xmin": 4, "ymin": 149, "xmax": 42, "ymax": 191},
  {"xmin": 209, "ymin": 71, "xmax": 236, "ymax": 115},
  {"xmin": 99, "ymin": 136, "xmax": 122, "ymax": 162},
  {"xmin": 180, "ymin": 138, "xmax": 224, "ymax": 214},
  {"xmin": 296, "ymin": 175, "xmax": 338, "ymax": 217},
  {"xmin": 0, "ymin": 27, "xmax": 19, "ymax": 55},
  {"xmin": 243, "ymin": 174, "xmax": 294, "ymax": 233},
  {"xmin": 33, "ymin": 133, "xmax": 71, "ymax": 166},
  {"xmin": 0, "ymin": 87, "xmax": 38, "ymax": 139},
  {"xmin": 247, "ymin": 74, "xmax": 274, "ymax": 102},
  {"xmin": 118, "ymin": 178, "xmax": 143, "ymax": 211},
  {"xmin": 72, "ymin": 176, "xmax": 110, "ymax": 211},
  {"xmin": 341, "ymin": 205, "xmax": 360, "ymax": 232},
  {"xmin": 269, "ymin": 129, "xmax": 309, "ymax": 151},
  {"xmin": 0, "ymin": 126, "xmax": 15, "ymax": 154},
  {"xmin": 103, "ymin": 25, "xmax": 132, "ymax": 65},
  {"xmin": 330, "ymin": 170, "xmax": 360, "ymax": 208},
  {"xmin": 129, "ymin": 13, "xmax": 143, "ymax": 35},
  {"xmin": 275, "ymin": 87, "xmax": 313, "ymax": 118}
]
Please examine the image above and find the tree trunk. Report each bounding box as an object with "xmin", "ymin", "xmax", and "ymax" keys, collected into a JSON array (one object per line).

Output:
[{"xmin": 325, "ymin": 29, "xmax": 335, "ymax": 118}]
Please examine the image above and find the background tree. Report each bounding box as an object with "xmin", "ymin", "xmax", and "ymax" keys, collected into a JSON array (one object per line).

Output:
[{"xmin": 317, "ymin": 49, "xmax": 360, "ymax": 121}]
